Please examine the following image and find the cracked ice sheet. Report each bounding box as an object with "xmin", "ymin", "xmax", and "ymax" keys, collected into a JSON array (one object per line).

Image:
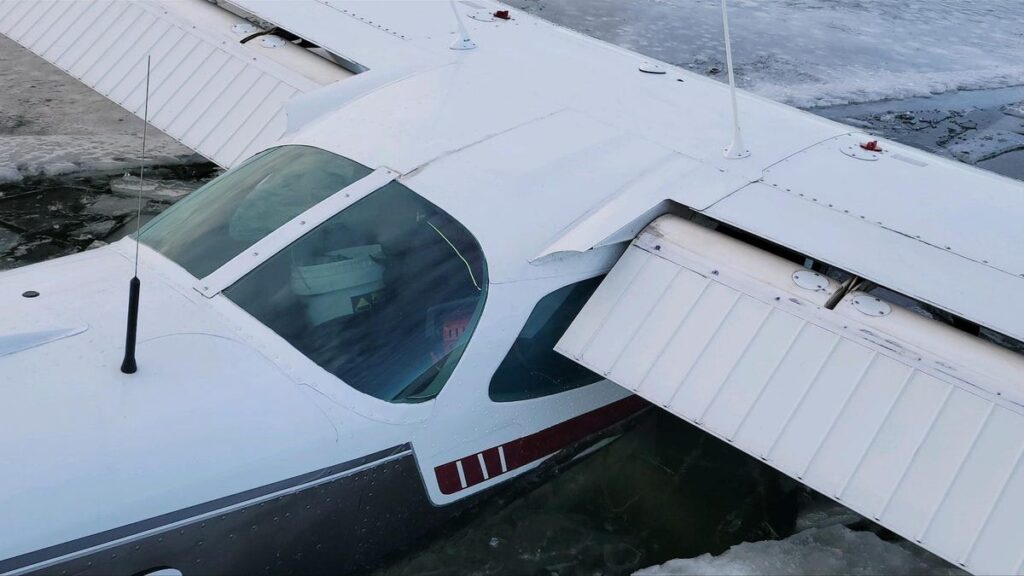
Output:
[
  {"xmin": 945, "ymin": 130, "xmax": 1024, "ymax": 164},
  {"xmin": 0, "ymin": 135, "xmax": 203, "ymax": 183},
  {"xmin": 1003, "ymin": 102, "xmax": 1024, "ymax": 120},
  {"xmin": 507, "ymin": 0, "xmax": 1024, "ymax": 108}
]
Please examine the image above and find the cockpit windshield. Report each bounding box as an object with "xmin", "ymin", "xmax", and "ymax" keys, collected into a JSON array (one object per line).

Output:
[
  {"xmin": 140, "ymin": 146, "xmax": 372, "ymax": 278},
  {"xmin": 224, "ymin": 181, "xmax": 487, "ymax": 403}
]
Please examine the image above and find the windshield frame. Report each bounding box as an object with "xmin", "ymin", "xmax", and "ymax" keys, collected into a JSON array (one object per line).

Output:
[{"xmin": 193, "ymin": 166, "xmax": 399, "ymax": 297}]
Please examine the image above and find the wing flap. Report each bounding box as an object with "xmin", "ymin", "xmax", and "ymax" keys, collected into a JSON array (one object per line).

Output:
[{"xmin": 558, "ymin": 215, "xmax": 1024, "ymax": 575}]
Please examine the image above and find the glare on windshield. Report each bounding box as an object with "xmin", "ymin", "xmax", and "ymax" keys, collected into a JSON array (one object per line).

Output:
[{"xmin": 140, "ymin": 145, "xmax": 372, "ymax": 278}]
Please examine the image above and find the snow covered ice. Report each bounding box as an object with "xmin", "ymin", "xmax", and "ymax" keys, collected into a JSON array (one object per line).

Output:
[
  {"xmin": 634, "ymin": 498, "xmax": 967, "ymax": 576},
  {"xmin": 509, "ymin": 0, "xmax": 1024, "ymax": 109},
  {"xmin": 634, "ymin": 525, "xmax": 966, "ymax": 576}
]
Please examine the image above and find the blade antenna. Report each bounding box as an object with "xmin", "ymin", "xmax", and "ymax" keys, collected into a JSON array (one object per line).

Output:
[
  {"xmin": 120, "ymin": 55, "xmax": 150, "ymax": 375},
  {"xmin": 720, "ymin": 0, "xmax": 749, "ymax": 159},
  {"xmin": 448, "ymin": 0, "xmax": 477, "ymax": 50}
]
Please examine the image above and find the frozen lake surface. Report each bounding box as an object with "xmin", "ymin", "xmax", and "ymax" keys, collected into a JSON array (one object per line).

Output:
[
  {"xmin": 1, "ymin": 0, "xmax": 1022, "ymax": 573},
  {"xmin": 508, "ymin": 0, "xmax": 1024, "ymax": 109}
]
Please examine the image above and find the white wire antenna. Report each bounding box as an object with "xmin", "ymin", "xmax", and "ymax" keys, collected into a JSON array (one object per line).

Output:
[
  {"xmin": 133, "ymin": 55, "xmax": 150, "ymax": 274},
  {"xmin": 448, "ymin": 0, "xmax": 477, "ymax": 50},
  {"xmin": 120, "ymin": 55, "xmax": 150, "ymax": 375},
  {"xmin": 720, "ymin": 0, "xmax": 749, "ymax": 159}
]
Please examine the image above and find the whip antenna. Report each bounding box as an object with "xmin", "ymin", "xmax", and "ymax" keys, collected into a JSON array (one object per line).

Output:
[
  {"xmin": 448, "ymin": 0, "xmax": 477, "ymax": 50},
  {"xmin": 120, "ymin": 55, "xmax": 150, "ymax": 375},
  {"xmin": 720, "ymin": 0, "xmax": 749, "ymax": 159}
]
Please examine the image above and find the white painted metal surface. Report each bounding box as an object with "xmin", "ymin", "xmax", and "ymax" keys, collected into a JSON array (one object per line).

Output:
[
  {"xmin": 0, "ymin": 0, "xmax": 353, "ymax": 168},
  {"xmin": 0, "ymin": 325, "xmax": 87, "ymax": 357},
  {"xmin": 558, "ymin": 216, "xmax": 1024, "ymax": 575},
  {"xmin": 0, "ymin": 246, "xmax": 346, "ymax": 564}
]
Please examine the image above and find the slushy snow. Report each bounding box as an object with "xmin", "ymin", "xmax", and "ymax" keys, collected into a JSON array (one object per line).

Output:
[
  {"xmin": 634, "ymin": 525, "xmax": 965, "ymax": 576},
  {"xmin": 634, "ymin": 500, "xmax": 967, "ymax": 576}
]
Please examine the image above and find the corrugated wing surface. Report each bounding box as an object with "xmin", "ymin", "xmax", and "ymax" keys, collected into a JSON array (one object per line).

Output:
[
  {"xmin": 558, "ymin": 217, "xmax": 1024, "ymax": 575},
  {"xmin": 0, "ymin": 0, "xmax": 323, "ymax": 167}
]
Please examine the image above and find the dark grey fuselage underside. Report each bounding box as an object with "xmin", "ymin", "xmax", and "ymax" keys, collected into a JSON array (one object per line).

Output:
[{"xmin": 8, "ymin": 446, "xmax": 456, "ymax": 576}]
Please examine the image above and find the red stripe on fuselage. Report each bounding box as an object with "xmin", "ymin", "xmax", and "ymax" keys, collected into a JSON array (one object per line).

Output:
[
  {"xmin": 460, "ymin": 455, "xmax": 485, "ymax": 486},
  {"xmin": 434, "ymin": 395, "xmax": 647, "ymax": 495},
  {"xmin": 481, "ymin": 448, "xmax": 502, "ymax": 477}
]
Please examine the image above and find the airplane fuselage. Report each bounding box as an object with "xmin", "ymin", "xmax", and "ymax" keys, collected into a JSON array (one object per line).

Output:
[{"xmin": 0, "ymin": 146, "xmax": 645, "ymax": 575}]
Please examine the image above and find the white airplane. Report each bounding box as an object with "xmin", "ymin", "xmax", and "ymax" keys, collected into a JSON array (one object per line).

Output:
[{"xmin": 1, "ymin": 1, "xmax": 1022, "ymax": 575}]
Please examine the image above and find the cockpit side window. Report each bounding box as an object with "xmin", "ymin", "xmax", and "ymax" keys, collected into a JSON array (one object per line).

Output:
[
  {"xmin": 224, "ymin": 181, "xmax": 487, "ymax": 403},
  {"xmin": 140, "ymin": 146, "xmax": 372, "ymax": 278},
  {"xmin": 489, "ymin": 277, "xmax": 605, "ymax": 402}
]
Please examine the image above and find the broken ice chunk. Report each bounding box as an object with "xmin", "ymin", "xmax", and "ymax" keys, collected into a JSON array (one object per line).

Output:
[
  {"xmin": 944, "ymin": 130, "xmax": 1024, "ymax": 164},
  {"xmin": 1002, "ymin": 101, "xmax": 1024, "ymax": 120}
]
